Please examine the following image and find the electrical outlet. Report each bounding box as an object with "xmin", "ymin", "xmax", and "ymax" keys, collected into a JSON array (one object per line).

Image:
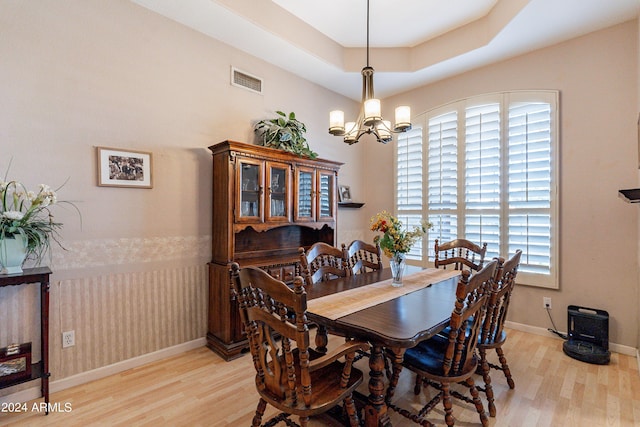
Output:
[
  {"xmin": 543, "ymin": 297, "xmax": 552, "ymax": 309},
  {"xmin": 62, "ymin": 330, "xmax": 75, "ymax": 348}
]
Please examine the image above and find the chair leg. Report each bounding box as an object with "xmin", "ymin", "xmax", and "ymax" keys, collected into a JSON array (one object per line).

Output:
[
  {"xmin": 298, "ymin": 416, "xmax": 309, "ymax": 427},
  {"xmin": 344, "ymin": 395, "xmax": 360, "ymax": 427},
  {"xmin": 385, "ymin": 349, "xmax": 404, "ymax": 402},
  {"xmin": 441, "ymin": 383, "xmax": 454, "ymax": 427},
  {"xmin": 253, "ymin": 398, "xmax": 266, "ymax": 427},
  {"xmin": 496, "ymin": 347, "xmax": 514, "ymax": 389},
  {"xmin": 414, "ymin": 374, "xmax": 423, "ymax": 395},
  {"xmin": 479, "ymin": 348, "xmax": 496, "ymax": 417},
  {"xmin": 466, "ymin": 377, "xmax": 489, "ymax": 427}
]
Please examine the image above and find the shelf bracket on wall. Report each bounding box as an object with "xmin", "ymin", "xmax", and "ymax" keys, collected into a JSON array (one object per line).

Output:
[{"xmin": 618, "ymin": 188, "xmax": 640, "ymax": 203}]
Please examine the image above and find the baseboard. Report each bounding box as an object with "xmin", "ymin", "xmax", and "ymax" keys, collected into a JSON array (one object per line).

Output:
[
  {"xmin": 505, "ymin": 321, "xmax": 637, "ymax": 356},
  {"xmin": 0, "ymin": 337, "xmax": 206, "ymax": 406}
]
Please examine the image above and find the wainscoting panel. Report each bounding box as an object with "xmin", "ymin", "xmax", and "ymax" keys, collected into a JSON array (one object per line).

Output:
[
  {"xmin": 52, "ymin": 264, "xmax": 208, "ymax": 380},
  {"xmin": 0, "ymin": 262, "xmax": 208, "ymax": 397}
]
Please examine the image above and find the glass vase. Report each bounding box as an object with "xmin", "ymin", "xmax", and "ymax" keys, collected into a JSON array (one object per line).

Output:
[{"xmin": 389, "ymin": 253, "xmax": 406, "ymax": 287}]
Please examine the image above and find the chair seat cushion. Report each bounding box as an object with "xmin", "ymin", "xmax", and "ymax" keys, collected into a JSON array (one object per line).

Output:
[
  {"xmin": 438, "ymin": 321, "xmax": 507, "ymax": 347},
  {"xmin": 479, "ymin": 330, "xmax": 507, "ymax": 347},
  {"xmin": 405, "ymin": 332, "xmax": 479, "ymax": 378},
  {"xmin": 403, "ymin": 334, "xmax": 450, "ymax": 376}
]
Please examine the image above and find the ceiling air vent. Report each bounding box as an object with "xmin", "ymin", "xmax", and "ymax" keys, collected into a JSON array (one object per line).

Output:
[{"xmin": 231, "ymin": 67, "xmax": 263, "ymax": 95}]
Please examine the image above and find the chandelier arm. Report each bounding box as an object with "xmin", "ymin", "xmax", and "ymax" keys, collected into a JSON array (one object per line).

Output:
[{"xmin": 377, "ymin": 120, "xmax": 411, "ymax": 134}]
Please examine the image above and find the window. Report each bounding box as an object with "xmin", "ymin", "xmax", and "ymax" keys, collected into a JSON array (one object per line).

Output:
[{"xmin": 395, "ymin": 91, "xmax": 559, "ymax": 288}]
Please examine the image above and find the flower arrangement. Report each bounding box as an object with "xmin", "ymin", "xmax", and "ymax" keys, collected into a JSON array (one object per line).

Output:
[
  {"xmin": 0, "ymin": 177, "xmax": 76, "ymax": 263},
  {"xmin": 370, "ymin": 210, "xmax": 431, "ymax": 259}
]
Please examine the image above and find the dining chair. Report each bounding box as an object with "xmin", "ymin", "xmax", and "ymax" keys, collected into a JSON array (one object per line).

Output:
[
  {"xmin": 231, "ymin": 263, "xmax": 369, "ymax": 427},
  {"xmin": 299, "ymin": 242, "xmax": 351, "ymax": 354},
  {"xmin": 299, "ymin": 242, "xmax": 350, "ymax": 286},
  {"xmin": 434, "ymin": 238, "xmax": 487, "ymax": 272},
  {"xmin": 387, "ymin": 259, "xmax": 497, "ymax": 427},
  {"xmin": 477, "ymin": 249, "xmax": 522, "ymax": 417},
  {"xmin": 342, "ymin": 239, "xmax": 383, "ymax": 275}
]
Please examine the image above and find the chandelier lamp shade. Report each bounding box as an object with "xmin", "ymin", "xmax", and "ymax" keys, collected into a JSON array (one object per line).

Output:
[{"xmin": 328, "ymin": 0, "xmax": 411, "ymax": 144}]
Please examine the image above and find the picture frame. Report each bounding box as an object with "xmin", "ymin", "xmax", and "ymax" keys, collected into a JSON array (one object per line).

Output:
[
  {"xmin": 339, "ymin": 184, "xmax": 352, "ymax": 202},
  {"xmin": 0, "ymin": 343, "xmax": 31, "ymax": 385},
  {"xmin": 97, "ymin": 147, "xmax": 153, "ymax": 188}
]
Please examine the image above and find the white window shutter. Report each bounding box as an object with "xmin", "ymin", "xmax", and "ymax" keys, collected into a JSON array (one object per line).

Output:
[
  {"xmin": 508, "ymin": 102, "xmax": 553, "ymax": 276},
  {"xmin": 395, "ymin": 91, "xmax": 558, "ymax": 288}
]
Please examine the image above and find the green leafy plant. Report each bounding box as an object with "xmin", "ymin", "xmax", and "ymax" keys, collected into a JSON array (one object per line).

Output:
[
  {"xmin": 0, "ymin": 167, "xmax": 80, "ymax": 264},
  {"xmin": 254, "ymin": 111, "xmax": 318, "ymax": 159}
]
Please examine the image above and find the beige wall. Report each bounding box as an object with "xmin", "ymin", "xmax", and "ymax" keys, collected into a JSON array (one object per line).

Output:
[
  {"xmin": 367, "ymin": 20, "xmax": 640, "ymax": 348},
  {"xmin": 1, "ymin": 0, "xmax": 638, "ymax": 395},
  {"xmin": 0, "ymin": 0, "xmax": 362, "ymax": 393}
]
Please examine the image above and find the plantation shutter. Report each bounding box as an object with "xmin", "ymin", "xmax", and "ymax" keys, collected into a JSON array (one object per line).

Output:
[
  {"xmin": 426, "ymin": 111, "xmax": 458, "ymax": 259},
  {"xmin": 464, "ymin": 103, "xmax": 501, "ymax": 261},
  {"xmin": 394, "ymin": 91, "xmax": 558, "ymax": 288},
  {"xmin": 397, "ymin": 127, "xmax": 423, "ymax": 211},
  {"xmin": 508, "ymin": 101, "xmax": 553, "ymax": 277},
  {"xmin": 397, "ymin": 127, "xmax": 424, "ymax": 260}
]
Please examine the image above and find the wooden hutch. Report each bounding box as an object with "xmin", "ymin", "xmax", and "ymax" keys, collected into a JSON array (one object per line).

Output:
[{"xmin": 207, "ymin": 140, "xmax": 342, "ymax": 360}]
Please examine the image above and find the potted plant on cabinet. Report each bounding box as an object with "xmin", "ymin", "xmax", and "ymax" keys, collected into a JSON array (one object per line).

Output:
[{"xmin": 254, "ymin": 111, "xmax": 318, "ymax": 159}]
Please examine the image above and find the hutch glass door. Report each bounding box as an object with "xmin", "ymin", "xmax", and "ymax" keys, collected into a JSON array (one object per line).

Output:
[
  {"xmin": 266, "ymin": 162, "xmax": 290, "ymax": 221},
  {"xmin": 237, "ymin": 159, "xmax": 262, "ymax": 222},
  {"xmin": 317, "ymin": 171, "xmax": 335, "ymax": 220},
  {"xmin": 295, "ymin": 167, "xmax": 315, "ymax": 221}
]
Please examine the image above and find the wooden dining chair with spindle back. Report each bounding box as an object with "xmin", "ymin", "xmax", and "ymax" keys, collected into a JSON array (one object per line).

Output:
[
  {"xmin": 434, "ymin": 238, "xmax": 487, "ymax": 272},
  {"xmin": 299, "ymin": 242, "xmax": 350, "ymax": 286},
  {"xmin": 299, "ymin": 241, "xmax": 350, "ymax": 353},
  {"xmin": 342, "ymin": 239, "xmax": 383, "ymax": 275},
  {"xmin": 231, "ymin": 263, "xmax": 369, "ymax": 427},
  {"xmin": 386, "ymin": 259, "xmax": 498, "ymax": 427},
  {"xmin": 477, "ymin": 249, "xmax": 522, "ymax": 417}
]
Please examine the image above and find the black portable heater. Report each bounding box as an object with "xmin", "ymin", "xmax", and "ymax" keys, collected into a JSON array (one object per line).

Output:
[{"xmin": 562, "ymin": 305, "xmax": 610, "ymax": 365}]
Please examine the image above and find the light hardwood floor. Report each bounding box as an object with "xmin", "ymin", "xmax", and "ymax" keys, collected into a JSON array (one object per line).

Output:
[{"xmin": 1, "ymin": 328, "xmax": 639, "ymax": 426}]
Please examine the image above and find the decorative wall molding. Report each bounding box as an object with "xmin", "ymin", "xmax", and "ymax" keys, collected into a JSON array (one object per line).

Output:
[{"xmin": 49, "ymin": 235, "xmax": 210, "ymax": 271}]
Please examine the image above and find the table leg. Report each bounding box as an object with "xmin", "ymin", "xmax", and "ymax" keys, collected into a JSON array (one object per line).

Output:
[
  {"xmin": 364, "ymin": 344, "xmax": 392, "ymax": 427},
  {"xmin": 314, "ymin": 325, "xmax": 328, "ymax": 354}
]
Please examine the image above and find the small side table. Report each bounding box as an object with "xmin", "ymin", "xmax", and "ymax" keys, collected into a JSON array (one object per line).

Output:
[{"xmin": 0, "ymin": 267, "xmax": 51, "ymax": 414}]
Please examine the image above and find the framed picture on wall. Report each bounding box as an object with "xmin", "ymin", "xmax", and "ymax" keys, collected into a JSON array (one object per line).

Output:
[
  {"xmin": 339, "ymin": 185, "xmax": 352, "ymax": 202},
  {"xmin": 96, "ymin": 147, "xmax": 153, "ymax": 188}
]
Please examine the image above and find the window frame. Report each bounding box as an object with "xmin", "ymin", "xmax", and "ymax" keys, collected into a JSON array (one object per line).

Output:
[{"xmin": 395, "ymin": 90, "xmax": 559, "ymax": 289}]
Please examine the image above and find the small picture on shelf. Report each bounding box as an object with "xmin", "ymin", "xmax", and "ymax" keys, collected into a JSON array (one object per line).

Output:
[
  {"xmin": 0, "ymin": 343, "xmax": 31, "ymax": 385},
  {"xmin": 339, "ymin": 185, "xmax": 352, "ymax": 202}
]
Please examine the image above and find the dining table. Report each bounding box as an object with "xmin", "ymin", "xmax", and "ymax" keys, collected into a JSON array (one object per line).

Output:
[{"xmin": 305, "ymin": 267, "xmax": 461, "ymax": 427}]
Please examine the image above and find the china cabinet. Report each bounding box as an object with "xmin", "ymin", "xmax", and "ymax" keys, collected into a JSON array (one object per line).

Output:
[{"xmin": 208, "ymin": 140, "xmax": 341, "ymax": 360}]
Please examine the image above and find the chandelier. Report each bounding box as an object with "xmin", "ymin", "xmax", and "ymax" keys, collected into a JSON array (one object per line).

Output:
[{"xmin": 328, "ymin": 0, "xmax": 411, "ymax": 145}]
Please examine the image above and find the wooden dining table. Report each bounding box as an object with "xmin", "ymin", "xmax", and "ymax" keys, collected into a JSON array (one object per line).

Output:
[{"xmin": 305, "ymin": 267, "xmax": 461, "ymax": 427}]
